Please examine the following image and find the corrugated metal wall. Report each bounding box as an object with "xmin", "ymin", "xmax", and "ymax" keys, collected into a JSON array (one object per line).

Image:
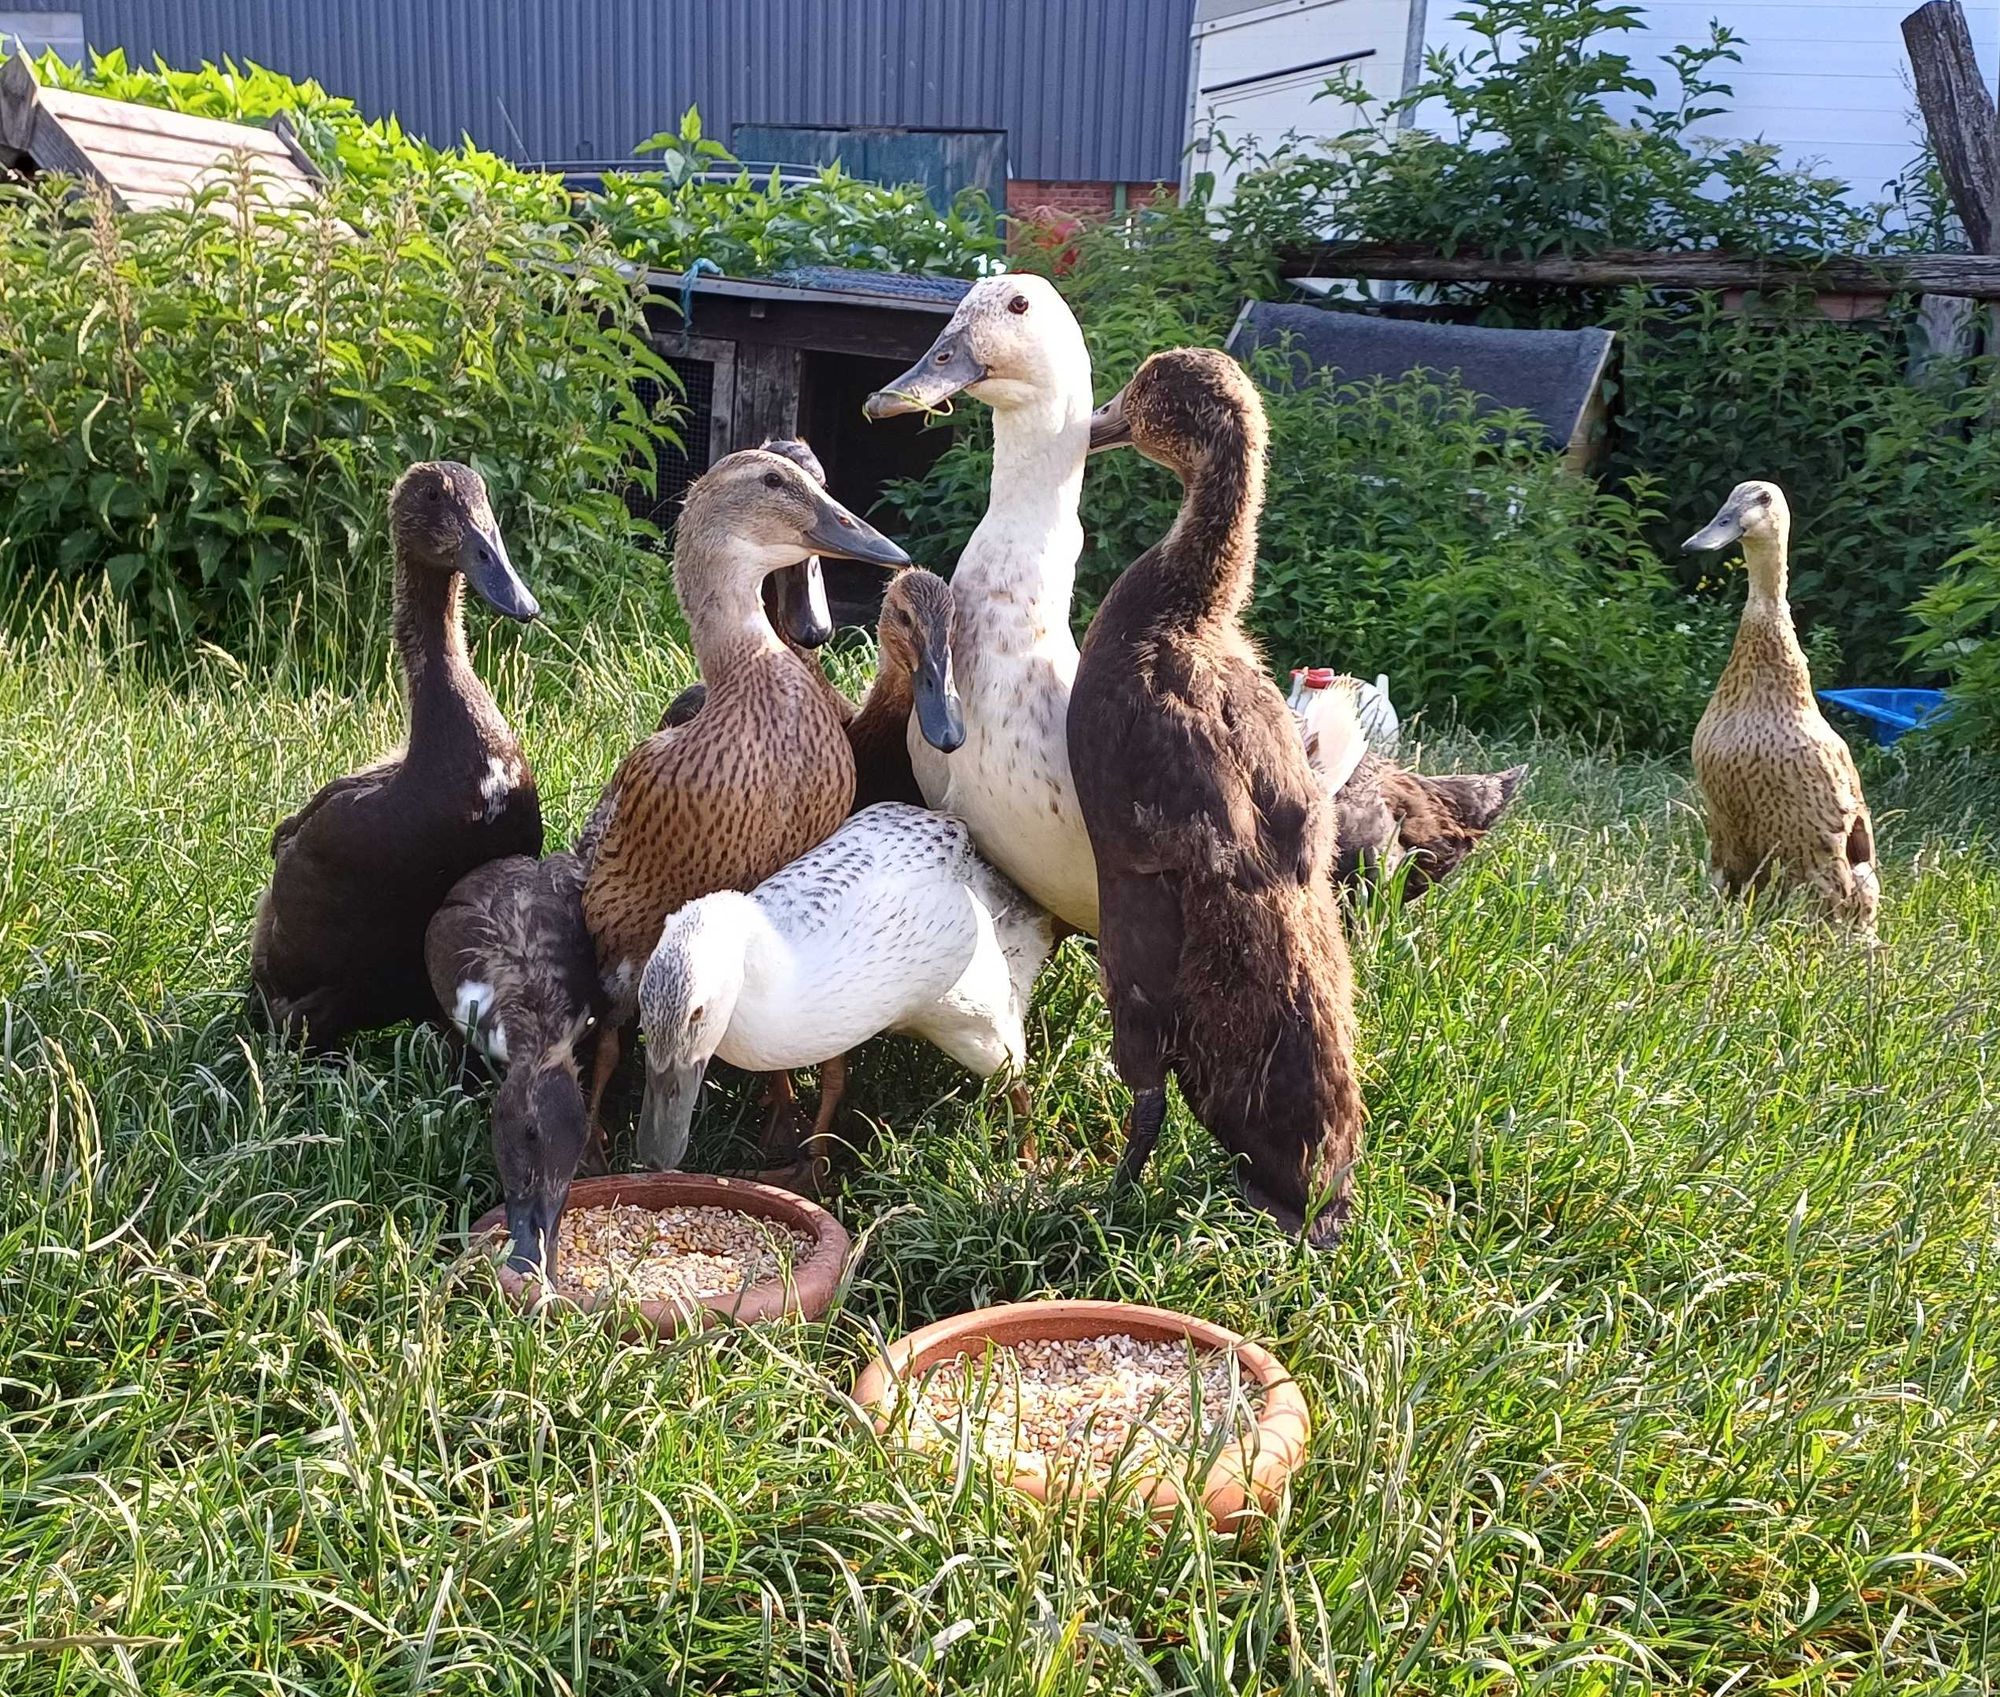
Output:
[{"xmin": 27, "ymin": 0, "xmax": 1195, "ymax": 182}]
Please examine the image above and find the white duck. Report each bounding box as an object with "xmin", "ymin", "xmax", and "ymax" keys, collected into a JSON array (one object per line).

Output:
[
  {"xmin": 863, "ymin": 273, "xmax": 1100, "ymax": 934},
  {"xmin": 635, "ymin": 802, "xmax": 1054, "ymax": 1174}
]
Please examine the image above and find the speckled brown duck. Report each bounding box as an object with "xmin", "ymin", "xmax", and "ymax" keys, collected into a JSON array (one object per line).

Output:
[
  {"xmin": 1070, "ymin": 348, "xmax": 1365, "ymax": 1246},
  {"xmin": 1685, "ymin": 480, "xmax": 1878, "ymax": 933},
  {"xmin": 426, "ymin": 850, "xmax": 602, "ymax": 1273},
  {"xmin": 580, "ymin": 447, "xmax": 909, "ymax": 1123},
  {"xmin": 251, "ymin": 461, "xmax": 543, "ymax": 1047}
]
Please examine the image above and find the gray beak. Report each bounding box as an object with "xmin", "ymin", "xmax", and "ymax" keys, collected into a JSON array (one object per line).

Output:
[
  {"xmin": 637, "ymin": 1057, "xmax": 705, "ymax": 1172},
  {"xmin": 457, "ymin": 523, "xmax": 540, "ymax": 621},
  {"xmin": 1683, "ymin": 505, "xmax": 1745, "ymax": 553},
  {"xmin": 1088, "ymin": 386, "xmax": 1133, "ymax": 453},
  {"xmin": 912, "ymin": 650, "xmax": 964, "ymax": 752},
  {"xmin": 864, "ymin": 327, "xmax": 988, "ymax": 420},
  {"xmin": 504, "ymin": 1189, "xmax": 565, "ymax": 1278},
  {"xmin": 772, "ymin": 558, "xmax": 834, "ymax": 647},
  {"xmin": 801, "ymin": 492, "xmax": 911, "ymax": 569}
]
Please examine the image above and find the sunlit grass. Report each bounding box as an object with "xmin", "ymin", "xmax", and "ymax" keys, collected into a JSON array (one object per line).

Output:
[{"xmin": 2, "ymin": 598, "xmax": 1997, "ymax": 1692}]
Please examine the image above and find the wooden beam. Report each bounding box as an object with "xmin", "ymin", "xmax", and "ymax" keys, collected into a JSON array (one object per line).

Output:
[
  {"xmin": 1277, "ymin": 241, "xmax": 2000, "ymax": 298},
  {"xmin": 1902, "ymin": 0, "xmax": 2000, "ymax": 250}
]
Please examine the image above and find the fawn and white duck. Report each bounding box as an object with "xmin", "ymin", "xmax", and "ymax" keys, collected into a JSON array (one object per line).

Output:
[{"xmin": 864, "ymin": 273, "xmax": 1101, "ymax": 934}]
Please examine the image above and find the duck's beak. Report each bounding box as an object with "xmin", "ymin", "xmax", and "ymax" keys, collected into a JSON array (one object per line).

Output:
[
  {"xmin": 1683, "ymin": 500, "xmax": 1744, "ymax": 553},
  {"xmin": 912, "ymin": 648, "xmax": 965, "ymax": 753},
  {"xmin": 458, "ymin": 523, "xmax": 541, "ymax": 621},
  {"xmin": 801, "ymin": 492, "xmax": 911, "ymax": 569},
  {"xmin": 637, "ymin": 1057, "xmax": 705, "ymax": 1172},
  {"xmin": 772, "ymin": 558, "xmax": 835, "ymax": 647},
  {"xmin": 503, "ymin": 1186, "xmax": 566, "ymax": 1279},
  {"xmin": 1087, "ymin": 386, "xmax": 1132, "ymax": 453},
  {"xmin": 864, "ymin": 327, "xmax": 988, "ymax": 420}
]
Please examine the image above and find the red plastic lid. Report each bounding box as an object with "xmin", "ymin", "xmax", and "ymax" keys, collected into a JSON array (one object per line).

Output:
[{"xmin": 1291, "ymin": 667, "xmax": 1337, "ymax": 688}]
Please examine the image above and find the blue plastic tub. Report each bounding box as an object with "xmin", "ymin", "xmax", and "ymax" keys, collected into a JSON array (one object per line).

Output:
[{"xmin": 1816, "ymin": 687, "xmax": 1949, "ymax": 747}]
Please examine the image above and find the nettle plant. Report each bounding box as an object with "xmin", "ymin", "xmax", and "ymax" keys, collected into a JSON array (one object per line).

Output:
[{"xmin": 0, "ymin": 166, "xmax": 669, "ymax": 663}]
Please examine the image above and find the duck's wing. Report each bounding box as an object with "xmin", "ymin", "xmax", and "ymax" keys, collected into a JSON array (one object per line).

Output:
[
  {"xmin": 1298, "ymin": 681, "xmax": 1367, "ymax": 798},
  {"xmin": 270, "ymin": 760, "xmax": 396, "ymax": 859},
  {"xmin": 1378, "ymin": 763, "xmax": 1526, "ymax": 901}
]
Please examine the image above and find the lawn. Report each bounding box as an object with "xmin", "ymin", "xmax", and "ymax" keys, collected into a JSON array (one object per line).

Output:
[{"xmin": 3, "ymin": 598, "xmax": 1998, "ymax": 1694}]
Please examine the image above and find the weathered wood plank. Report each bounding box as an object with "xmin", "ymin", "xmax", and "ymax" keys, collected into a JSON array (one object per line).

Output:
[
  {"xmin": 1277, "ymin": 241, "xmax": 2000, "ymax": 298},
  {"xmin": 61, "ymin": 115, "xmax": 300, "ymax": 172},
  {"xmin": 37, "ymin": 84, "xmax": 302, "ymax": 158},
  {"xmin": 1902, "ymin": 0, "xmax": 2000, "ymax": 250},
  {"xmin": 732, "ymin": 341, "xmax": 802, "ymax": 447}
]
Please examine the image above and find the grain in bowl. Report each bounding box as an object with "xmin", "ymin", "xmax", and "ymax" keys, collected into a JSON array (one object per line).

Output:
[
  {"xmin": 525, "ymin": 1202, "xmax": 816, "ymax": 1308},
  {"xmin": 896, "ymin": 1331, "xmax": 1265, "ymax": 1485}
]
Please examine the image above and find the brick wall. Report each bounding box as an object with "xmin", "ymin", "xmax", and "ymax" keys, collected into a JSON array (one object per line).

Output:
[{"xmin": 1004, "ymin": 179, "xmax": 1176, "ymax": 220}]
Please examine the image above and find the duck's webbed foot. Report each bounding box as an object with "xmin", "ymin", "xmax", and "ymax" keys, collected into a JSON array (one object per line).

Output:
[{"xmin": 1114, "ymin": 1087, "xmax": 1168, "ymax": 1189}]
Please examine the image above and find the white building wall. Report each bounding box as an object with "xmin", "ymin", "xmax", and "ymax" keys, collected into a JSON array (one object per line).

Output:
[
  {"xmin": 1420, "ymin": 0, "xmax": 1999, "ymax": 207},
  {"xmin": 1191, "ymin": 0, "xmax": 2000, "ymax": 212}
]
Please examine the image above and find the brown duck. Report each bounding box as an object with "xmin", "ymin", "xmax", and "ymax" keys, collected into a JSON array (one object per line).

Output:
[
  {"xmin": 251, "ymin": 461, "xmax": 542, "ymax": 1047},
  {"xmin": 426, "ymin": 851, "xmax": 601, "ymax": 1273},
  {"xmin": 1685, "ymin": 480, "xmax": 1878, "ymax": 932},
  {"xmin": 1071, "ymin": 348, "xmax": 1364, "ymax": 1245},
  {"xmin": 658, "ymin": 566, "xmax": 965, "ymax": 811},
  {"xmin": 581, "ymin": 447, "xmax": 909, "ymax": 1121}
]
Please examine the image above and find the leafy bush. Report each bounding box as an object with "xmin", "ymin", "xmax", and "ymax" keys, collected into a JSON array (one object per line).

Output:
[
  {"xmin": 1906, "ymin": 527, "xmax": 2000, "ymax": 750},
  {"xmin": 35, "ymin": 52, "xmax": 1002, "ymax": 277},
  {"xmin": 0, "ymin": 169, "xmax": 667, "ymax": 663},
  {"xmin": 1219, "ymin": 0, "xmax": 1882, "ymax": 283}
]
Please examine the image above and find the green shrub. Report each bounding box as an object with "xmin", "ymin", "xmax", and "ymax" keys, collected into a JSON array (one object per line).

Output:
[
  {"xmin": 1906, "ymin": 526, "xmax": 2000, "ymax": 751},
  {"xmin": 36, "ymin": 53, "xmax": 1002, "ymax": 277},
  {"xmin": 0, "ymin": 169, "xmax": 668, "ymax": 664}
]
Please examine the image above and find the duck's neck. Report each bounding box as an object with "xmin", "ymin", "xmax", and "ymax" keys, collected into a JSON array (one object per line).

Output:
[
  {"xmin": 1151, "ymin": 428, "xmax": 1264, "ymax": 630},
  {"xmin": 960, "ymin": 380, "xmax": 1091, "ymax": 632},
  {"xmin": 675, "ymin": 547, "xmax": 787, "ymax": 684},
  {"xmin": 1722, "ymin": 532, "xmax": 1813, "ymax": 701},
  {"xmin": 850, "ymin": 648, "xmax": 915, "ymax": 748},
  {"xmin": 394, "ymin": 560, "xmax": 504, "ymax": 752}
]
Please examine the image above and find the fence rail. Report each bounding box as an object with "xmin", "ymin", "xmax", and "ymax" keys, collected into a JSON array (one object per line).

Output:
[{"xmin": 1275, "ymin": 242, "xmax": 2000, "ymax": 299}]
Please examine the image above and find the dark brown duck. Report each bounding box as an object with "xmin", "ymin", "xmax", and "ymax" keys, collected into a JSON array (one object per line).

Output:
[
  {"xmin": 427, "ymin": 851, "xmax": 602, "ymax": 1274},
  {"xmin": 1070, "ymin": 347, "xmax": 1364, "ymax": 1246},
  {"xmin": 251, "ymin": 461, "xmax": 543, "ymax": 1047}
]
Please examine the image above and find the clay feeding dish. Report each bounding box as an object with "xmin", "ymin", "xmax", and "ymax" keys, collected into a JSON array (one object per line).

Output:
[
  {"xmin": 852, "ymin": 1298, "xmax": 1310, "ymax": 1532},
  {"xmin": 472, "ymin": 1172, "xmax": 851, "ymax": 1342}
]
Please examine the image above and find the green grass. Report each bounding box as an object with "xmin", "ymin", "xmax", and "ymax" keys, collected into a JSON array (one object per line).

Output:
[{"xmin": 4, "ymin": 597, "xmax": 1999, "ymax": 1694}]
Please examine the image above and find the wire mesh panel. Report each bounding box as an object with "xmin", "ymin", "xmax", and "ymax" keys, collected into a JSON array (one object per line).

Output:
[{"xmin": 626, "ymin": 355, "xmax": 715, "ymax": 537}]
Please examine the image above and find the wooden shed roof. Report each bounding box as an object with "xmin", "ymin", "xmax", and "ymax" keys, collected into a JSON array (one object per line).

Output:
[{"xmin": 0, "ymin": 50, "xmax": 321, "ymax": 213}]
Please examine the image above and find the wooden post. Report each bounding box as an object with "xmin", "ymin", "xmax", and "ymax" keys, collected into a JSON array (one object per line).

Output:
[{"xmin": 1902, "ymin": 0, "xmax": 2000, "ymax": 374}]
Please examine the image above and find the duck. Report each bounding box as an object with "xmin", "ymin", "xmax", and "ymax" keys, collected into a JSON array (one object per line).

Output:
[
  {"xmin": 1295, "ymin": 678, "xmax": 1526, "ymax": 903},
  {"xmin": 580, "ymin": 447, "xmax": 910, "ymax": 1120},
  {"xmin": 635, "ymin": 802, "xmax": 1052, "ymax": 1174},
  {"xmin": 863, "ymin": 273, "xmax": 1101, "ymax": 934},
  {"xmin": 251, "ymin": 461, "xmax": 543, "ymax": 1047},
  {"xmin": 1070, "ymin": 347, "xmax": 1365, "ymax": 1245},
  {"xmin": 655, "ymin": 567, "xmax": 965, "ymax": 812},
  {"xmin": 425, "ymin": 851, "xmax": 601, "ymax": 1274},
  {"xmin": 1684, "ymin": 481, "xmax": 1879, "ymax": 933}
]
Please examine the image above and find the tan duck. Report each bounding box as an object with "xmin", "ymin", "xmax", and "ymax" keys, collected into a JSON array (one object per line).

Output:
[
  {"xmin": 251, "ymin": 461, "xmax": 542, "ymax": 1047},
  {"xmin": 580, "ymin": 447, "xmax": 909, "ymax": 1117},
  {"xmin": 1684, "ymin": 481, "xmax": 1878, "ymax": 933},
  {"xmin": 1071, "ymin": 348, "xmax": 1364, "ymax": 1245},
  {"xmin": 655, "ymin": 569, "xmax": 964, "ymax": 812},
  {"xmin": 425, "ymin": 851, "xmax": 601, "ymax": 1272}
]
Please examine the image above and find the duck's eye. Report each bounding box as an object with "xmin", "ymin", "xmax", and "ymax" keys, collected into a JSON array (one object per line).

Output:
[
  {"xmin": 934, "ymin": 348, "xmax": 952, "ymax": 363},
  {"xmin": 762, "ymin": 471, "xmax": 783, "ymax": 489},
  {"xmin": 1008, "ymin": 295, "xmax": 1030, "ymax": 315}
]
